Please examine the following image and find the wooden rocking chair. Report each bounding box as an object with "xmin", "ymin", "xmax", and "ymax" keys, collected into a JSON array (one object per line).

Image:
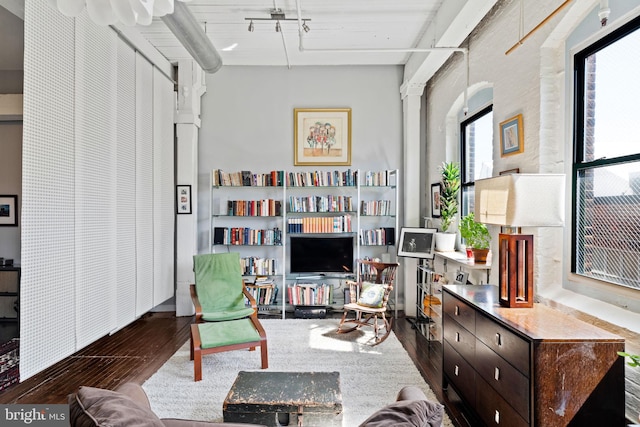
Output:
[{"xmin": 337, "ymin": 260, "xmax": 399, "ymax": 345}]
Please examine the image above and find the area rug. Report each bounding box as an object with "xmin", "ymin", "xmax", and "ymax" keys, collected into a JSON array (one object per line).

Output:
[{"xmin": 143, "ymin": 319, "xmax": 452, "ymax": 427}]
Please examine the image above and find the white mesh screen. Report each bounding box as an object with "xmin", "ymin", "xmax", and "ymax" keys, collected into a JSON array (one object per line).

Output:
[
  {"xmin": 153, "ymin": 69, "xmax": 175, "ymax": 305},
  {"xmin": 115, "ymin": 37, "xmax": 138, "ymax": 329},
  {"xmin": 21, "ymin": 0, "xmax": 77, "ymax": 380},
  {"xmin": 136, "ymin": 53, "xmax": 155, "ymax": 315},
  {"xmin": 74, "ymin": 14, "xmax": 118, "ymax": 348}
]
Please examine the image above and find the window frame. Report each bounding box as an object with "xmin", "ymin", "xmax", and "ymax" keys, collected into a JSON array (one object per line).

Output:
[
  {"xmin": 572, "ymin": 14, "xmax": 640, "ymax": 285},
  {"xmin": 460, "ymin": 104, "xmax": 493, "ymax": 216}
]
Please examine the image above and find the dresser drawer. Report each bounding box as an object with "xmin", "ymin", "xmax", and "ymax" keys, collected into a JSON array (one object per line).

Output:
[
  {"xmin": 476, "ymin": 374, "xmax": 528, "ymax": 427},
  {"xmin": 475, "ymin": 338, "xmax": 530, "ymax": 422},
  {"xmin": 443, "ymin": 291, "xmax": 475, "ymax": 334},
  {"xmin": 476, "ymin": 312, "xmax": 530, "ymax": 375},
  {"xmin": 443, "ymin": 340, "xmax": 476, "ymax": 408},
  {"xmin": 443, "ymin": 313, "xmax": 476, "ymax": 363}
]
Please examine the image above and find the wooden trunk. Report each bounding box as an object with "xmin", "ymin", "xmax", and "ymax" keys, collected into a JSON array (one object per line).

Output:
[{"xmin": 223, "ymin": 371, "xmax": 343, "ymax": 427}]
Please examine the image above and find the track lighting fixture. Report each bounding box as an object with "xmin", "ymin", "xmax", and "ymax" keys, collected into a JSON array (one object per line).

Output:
[{"xmin": 245, "ymin": 8, "xmax": 311, "ymax": 33}]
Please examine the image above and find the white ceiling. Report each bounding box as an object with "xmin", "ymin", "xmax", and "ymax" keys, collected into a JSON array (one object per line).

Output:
[
  {"xmin": 1, "ymin": 0, "xmax": 499, "ymax": 74},
  {"xmin": 137, "ymin": 0, "xmax": 446, "ymax": 67}
]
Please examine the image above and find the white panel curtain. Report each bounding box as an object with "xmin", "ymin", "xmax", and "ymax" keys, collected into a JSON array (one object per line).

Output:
[
  {"xmin": 115, "ymin": 37, "xmax": 138, "ymax": 331},
  {"xmin": 21, "ymin": 0, "xmax": 77, "ymax": 379},
  {"xmin": 21, "ymin": 1, "xmax": 176, "ymax": 379},
  {"xmin": 153, "ymin": 68, "xmax": 175, "ymax": 306},
  {"xmin": 74, "ymin": 13, "xmax": 119, "ymax": 348},
  {"xmin": 136, "ymin": 53, "xmax": 155, "ymax": 316}
]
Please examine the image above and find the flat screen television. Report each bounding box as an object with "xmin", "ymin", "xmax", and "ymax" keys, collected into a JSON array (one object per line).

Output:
[{"xmin": 289, "ymin": 236, "xmax": 354, "ymax": 274}]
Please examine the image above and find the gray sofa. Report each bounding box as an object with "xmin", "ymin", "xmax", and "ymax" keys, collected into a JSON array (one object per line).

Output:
[{"xmin": 68, "ymin": 382, "xmax": 444, "ymax": 427}]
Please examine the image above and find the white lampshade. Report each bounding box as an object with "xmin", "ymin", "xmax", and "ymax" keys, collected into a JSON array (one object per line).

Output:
[{"xmin": 474, "ymin": 174, "xmax": 565, "ymax": 227}]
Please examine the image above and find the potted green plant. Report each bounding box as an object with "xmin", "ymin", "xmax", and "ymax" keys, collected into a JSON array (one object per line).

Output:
[
  {"xmin": 435, "ymin": 161, "xmax": 460, "ymax": 251},
  {"xmin": 459, "ymin": 212, "xmax": 491, "ymax": 263}
]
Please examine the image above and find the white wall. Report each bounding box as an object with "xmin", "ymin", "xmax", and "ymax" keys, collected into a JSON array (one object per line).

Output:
[{"xmin": 198, "ymin": 65, "xmax": 404, "ymax": 249}]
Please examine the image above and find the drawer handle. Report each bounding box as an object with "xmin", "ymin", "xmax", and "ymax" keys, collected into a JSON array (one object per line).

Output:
[
  {"xmin": 455, "ymin": 332, "xmax": 460, "ymax": 342},
  {"xmin": 454, "ymin": 365, "xmax": 459, "ymax": 376},
  {"xmin": 454, "ymin": 306, "xmax": 460, "ymax": 316},
  {"xmin": 495, "ymin": 332, "xmax": 502, "ymax": 346},
  {"xmin": 494, "ymin": 367, "xmax": 500, "ymax": 381},
  {"xmin": 495, "ymin": 410, "xmax": 500, "ymax": 424}
]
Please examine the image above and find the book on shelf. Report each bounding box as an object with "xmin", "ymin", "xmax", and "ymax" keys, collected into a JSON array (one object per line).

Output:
[
  {"xmin": 287, "ymin": 283, "xmax": 333, "ymax": 306},
  {"xmin": 212, "ymin": 169, "xmax": 284, "ymax": 187}
]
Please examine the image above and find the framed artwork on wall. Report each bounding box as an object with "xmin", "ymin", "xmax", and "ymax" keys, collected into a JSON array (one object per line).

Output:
[
  {"xmin": 499, "ymin": 114, "xmax": 524, "ymax": 157},
  {"xmin": 430, "ymin": 183, "xmax": 441, "ymax": 218},
  {"xmin": 0, "ymin": 195, "xmax": 18, "ymax": 226},
  {"xmin": 176, "ymin": 185, "xmax": 192, "ymax": 214},
  {"xmin": 294, "ymin": 108, "xmax": 351, "ymax": 166}
]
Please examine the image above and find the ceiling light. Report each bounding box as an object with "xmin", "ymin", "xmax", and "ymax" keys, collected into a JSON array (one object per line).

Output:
[{"xmin": 245, "ymin": 9, "xmax": 311, "ymax": 33}]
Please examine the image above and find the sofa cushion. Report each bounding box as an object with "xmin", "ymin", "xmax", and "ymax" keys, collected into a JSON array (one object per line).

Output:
[
  {"xmin": 358, "ymin": 399, "xmax": 444, "ymax": 427},
  {"xmin": 68, "ymin": 386, "xmax": 164, "ymax": 427}
]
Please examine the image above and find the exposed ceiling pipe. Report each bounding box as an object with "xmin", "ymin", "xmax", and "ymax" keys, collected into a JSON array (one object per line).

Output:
[{"xmin": 161, "ymin": 1, "xmax": 222, "ymax": 73}]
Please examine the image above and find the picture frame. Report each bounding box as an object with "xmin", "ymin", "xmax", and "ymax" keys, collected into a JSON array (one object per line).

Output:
[
  {"xmin": 499, "ymin": 168, "xmax": 520, "ymax": 175},
  {"xmin": 0, "ymin": 195, "xmax": 18, "ymax": 226},
  {"xmin": 294, "ymin": 108, "xmax": 352, "ymax": 166},
  {"xmin": 430, "ymin": 183, "xmax": 441, "ymax": 218},
  {"xmin": 454, "ymin": 269, "xmax": 469, "ymax": 285},
  {"xmin": 176, "ymin": 185, "xmax": 192, "ymax": 215},
  {"xmin": 397, "ymin": 227, "xmax": 437, "ymax": 259},
  {"xmin": 499, "ymin": 114, "xmax": 524, "ymax": 157}
]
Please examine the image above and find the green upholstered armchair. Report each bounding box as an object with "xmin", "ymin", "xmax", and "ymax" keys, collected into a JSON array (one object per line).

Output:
[
  {"xmin": 191, "ymin": 252, "xmax": 256, "ymax": 322},
  {"xmin": 189, "ymin": 252, "xmax": 268, "ymax": 381}
]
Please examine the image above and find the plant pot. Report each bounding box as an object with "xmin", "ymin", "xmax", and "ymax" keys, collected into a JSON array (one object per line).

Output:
[
  {"xmin": 435, "ymin": 232, "xmax": 456, "ymax": 252},
  {"xmin": 471, "ymin": 248, "xmax": 490, "ymax": 263}
]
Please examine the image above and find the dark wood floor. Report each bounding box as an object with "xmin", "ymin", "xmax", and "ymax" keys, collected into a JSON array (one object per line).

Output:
[{"xmin": 0, "ymin": 310, "xmax": 470, "ymax": 426}]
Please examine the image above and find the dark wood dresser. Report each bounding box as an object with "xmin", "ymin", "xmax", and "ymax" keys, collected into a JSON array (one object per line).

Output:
[{"xmin": 442, "ymin": 284, "xmax": 625, "ymax": 427}]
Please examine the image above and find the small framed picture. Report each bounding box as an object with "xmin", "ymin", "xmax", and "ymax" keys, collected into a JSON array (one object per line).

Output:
[
  {"xmin": 454, "ymin": 270, "xmax": 469, "ymax": 285},
  {"xmin": 0, "ymin": 195, "xmax": 18, "ymax": 226},
  {"xmin": 176, "ymin": 185, "xmax": 192, "ymax": 215},
  {"xmin": 499, "ymin": 114, "xmax": 524, "ymax": 157},
  {"xmin": 397, "ymin": 227, "xmax": 437, "ymax": 259},
  {"xmin": 430, "ymin": 183, "xmax": 441, "ymax": 218}
]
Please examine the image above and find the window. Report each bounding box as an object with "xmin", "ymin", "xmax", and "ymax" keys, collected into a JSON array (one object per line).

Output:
[
  {"xmin": 573, "ymin": 16, "xmax": 640, "ymax": 290},
  {"xmin": 460, "ymin": 106, "xmax": 493, "ymax": 216}
]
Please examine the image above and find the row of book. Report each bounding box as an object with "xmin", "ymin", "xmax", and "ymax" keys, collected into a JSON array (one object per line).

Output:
[
  {"xmin": 360, "ymin": 200, "xmax": 393, "ymax": 216},
  {"xmin": 212, "ymin": 227, "xmax": 283, "ymax": 245},
  {"xmin": 245, "ymin": 283, "xmax": 278, "ymax": 305},
  {"xmin": 212, "ymin": 169, "xmax": 285, "ymax": 187},
  {"xmin": 286, "ymin": 170, "xmax": 357, "ymax": 187},
  {"xmin": 213, "ymin": 169, "xmax": 395, "ymax": 188},
  {"xmin": 358, "ymin": 227, "xmax": 396, "ymax": 246},
  {"xmin": 361, "ymin": 170, "xmax": 396, "ymax": 187},
  {"xmin": 287, "ymin": 216, "xmax": 353, "ymax": 233},
  {"xmin": 226, "ymin": 199, "xmax": 283, "ymax": 217},
  {"xmin": 288, "ymin": 195, "xmax": 354, "ymax": 213},
  {"xmin": 239, "ymin": 258, "xmax": 278, "ymax": 276},
  {"xmin": 287, "ymin": 283, "xmax": 333, "ymax": 306}
]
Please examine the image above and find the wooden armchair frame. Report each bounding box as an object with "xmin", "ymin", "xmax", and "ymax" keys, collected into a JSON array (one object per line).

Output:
[{"xmin": 189, "ymin": 283, "xmax": 268, "ymax": 381}]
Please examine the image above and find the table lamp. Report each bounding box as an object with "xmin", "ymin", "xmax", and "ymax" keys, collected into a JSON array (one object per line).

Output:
[{"xmin": 474, "ymin": 174, "xmax": 565, "ymax": 308}]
